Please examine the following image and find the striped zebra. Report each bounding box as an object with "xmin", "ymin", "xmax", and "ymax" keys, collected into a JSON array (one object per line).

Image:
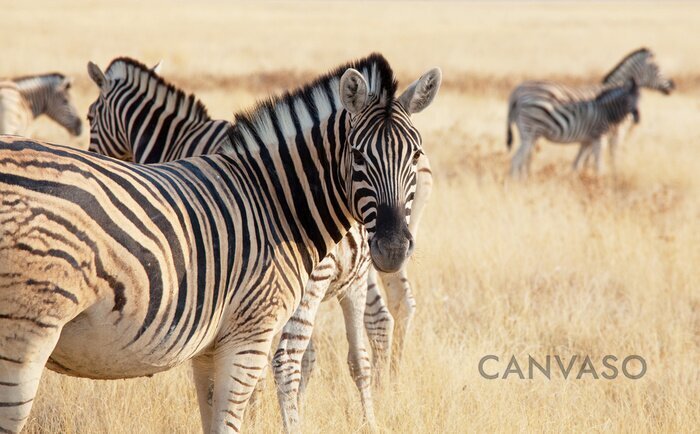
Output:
[
  {"xmin": 0, "ymin": 53, "xmax": 440, "ymax": 434},
  {"xmin": 85, "ymin": 57, "xmax": 434, "ymax": 432},
  {"xmin": 508, "ymin": 79, "xmax": 640, "ymax": 178},
  {"xmin": 506, "ymin": 48, "xmax": 674, "ymax": 176},
  {"xmin": 86, "ymin": 59, "xmax": 233, "ymax": 162},
  {"xmin": 0, "ymin": 73, "xmax": 82, "ymax": 137}
]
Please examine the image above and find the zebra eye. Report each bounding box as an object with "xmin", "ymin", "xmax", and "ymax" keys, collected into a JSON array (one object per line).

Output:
[
  {"xmin": 352, "ymin": 149, "xmax": 365, "ymax": 165},
  {"xmin": 412, "ymin": 150, "xmax": 422, "ymax": 164}
]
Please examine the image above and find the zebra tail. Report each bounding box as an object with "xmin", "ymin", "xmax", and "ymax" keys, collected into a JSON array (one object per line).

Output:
[
  {"xmin": 506, "ymin": 124, "xmax": 513, "ymax": 150},
  {"xmin": 506, "ymin": 99, "xmax": 516, "ymax": 150}
]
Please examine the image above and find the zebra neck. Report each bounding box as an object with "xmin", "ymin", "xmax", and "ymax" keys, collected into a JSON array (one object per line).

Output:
[
  {"xmin": 130, "ymin": 111, "xmax": 215, "ymax": 163},
  {"xmin": 228, "ymin": 105, "xmax": 354, "ymax": 275},
  {"xmin": 603, "ymin": 53, "xmax": 645, "ymax": 86}
]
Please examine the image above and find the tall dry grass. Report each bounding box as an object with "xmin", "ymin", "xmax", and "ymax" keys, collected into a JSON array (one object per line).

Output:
[{"xmin": 1, "ymin": 1, "xmax": 698, "ymax": 432}]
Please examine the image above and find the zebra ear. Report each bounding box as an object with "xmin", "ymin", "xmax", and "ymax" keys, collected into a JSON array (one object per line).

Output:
[
  {"xmin": 152, "ymin": 60, "xmax": 163, "ymax": 75},
  {"xmin": 398, "ymin": 68, "xmax": 442, "ymax": 114},
  {"xmin": 57, "ymin": 77, "xmax": 73, "ymax": 91},
  {"xmin": 87, "ymin": 61, "xmax": 108, "ymax": 94},
  {"xmin": 339, "ymin": 68, "xmax": 369, "ymax": 115}
]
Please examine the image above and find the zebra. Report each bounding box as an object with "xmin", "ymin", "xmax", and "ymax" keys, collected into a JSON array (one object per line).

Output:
[
  {"xmin": 0, "ymin": 73, "xmax": 82, "ymax": 137},
  {"xmin": 86, "ymin": 59, "xmax": 233, "ymax": 163},
  {"xmin": 0, "ymin": 53, "xmax": 440, "ymax": 434},
  {"xmin": 506, "ymin": 48, "xmax": 674, "ymax": 176},
  {"xmin": 507, "ymin": 79, "xmax": 640, "ymax": 178},
  {"xmin": 85, "ymin": 57, "xmax": 434, "ymax": 432}
]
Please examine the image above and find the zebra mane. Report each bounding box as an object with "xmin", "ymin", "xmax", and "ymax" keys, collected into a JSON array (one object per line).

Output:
[
  {"xmin": 230, "ymin": 53, "xmax": 398, "ymax": 150},
  {"xmin": 12, "ymin": 73, "xmax": 67, "ymax": 90},
  {"xmin": 104, "ymin": 57, "xmax": 212, "ymax": 122},
  {"xmin": 602, "ymin": 47, "xmax": 652, "ymax": 84}
]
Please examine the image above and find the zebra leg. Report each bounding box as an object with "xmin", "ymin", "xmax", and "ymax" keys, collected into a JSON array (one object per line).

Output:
[
  {"xmin": 573, "ymin": 141, "xmax": 592, "ymax": 172},
  {"xmin": 209, "ymin": 333, "xmax": 273, "ymax": 433},
  {"xmin": 339, "ymin": 280, "xmax": 378, "ymax": 432},
  {"xmin": 592, "ymin": 138, "xmax": 603, "ymax": 174},
  {"xmin": 273, "ymin": 272, "xmax": 330, "ymax": 434},
  {"xmin": 192, "ymin": 354, "xmax": 215, "ymax": 434},
  {"xmin": 363, "ymin": 267, "xmax": 394, "ymax": 387},
  {"xmin": 246, "ymin": 362, "xmax": 268, "ymax": 411},
  {"xmin": 608, "ymin": 128, "xmax": 620, "ymax": 174},
  {"xmin": 298, "ymin": 336, "xmax": 316, "ymax": 413},
  {"xmin": 378, "ymin": 268, "xmax": 416, "ymax": 377},
  {"xmin": 510, "ymin": 134, "xmax": 533, "ymax": 179},
  {"xmin": 0, "ymin": 325, "xmax": 62, "ymax": 434}
]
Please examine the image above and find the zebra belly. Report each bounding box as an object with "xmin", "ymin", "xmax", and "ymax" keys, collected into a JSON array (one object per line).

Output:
[
  {"xmin": 542, "ymin": 132, "xmax": 595, "ymax": 145},
  {"xmin": 47, "ymin": 310, "xmax": 190, "ymax": 379}
]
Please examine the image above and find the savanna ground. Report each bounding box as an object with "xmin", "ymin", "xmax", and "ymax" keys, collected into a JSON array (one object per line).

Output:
[{"xmin": 2, "ymin": 1, "xmax": 699, "ymax": 432}]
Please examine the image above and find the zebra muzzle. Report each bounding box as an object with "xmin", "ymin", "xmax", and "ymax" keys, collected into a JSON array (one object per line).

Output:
[{"xmin": 369, "ymin": 232, "xmax": 413, "ymax": 273}]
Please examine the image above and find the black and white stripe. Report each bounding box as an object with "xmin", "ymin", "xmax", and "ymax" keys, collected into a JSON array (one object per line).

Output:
[
  {"xmin": 0, "ymin": 53, "xmax": 440, "ymax": 434},
  {"xmin": 506, "ymin": 48, "xmax": 674, "ymax": 176},
  {"xmin": 86, "ymin": 58, "xmax": 231, "ymax": 162},
  {"xmin": 85, "ymin": 57, "xmax": 410, "ymax": 431}
]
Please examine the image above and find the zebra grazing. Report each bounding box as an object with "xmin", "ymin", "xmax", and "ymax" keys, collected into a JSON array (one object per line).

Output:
[
  {"xmin": 0, "ymin": 53, "xmax": 440, "ymax": 434},
  {"xmin": 85, "ymin": 57, "xmax": 434, "ymax": 432},
  {"xmin": 506, "ymin": 48, "xmax": 674, "ymax": 177},
  {"xmin": 0, "ymin": 73, "xmax": 82, "ymax": 137}
]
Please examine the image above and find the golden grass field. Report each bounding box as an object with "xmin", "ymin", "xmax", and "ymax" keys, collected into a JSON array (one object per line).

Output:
[{"xmin": 2, "ymin": 1, "xmax": 699, "ymax": 432}]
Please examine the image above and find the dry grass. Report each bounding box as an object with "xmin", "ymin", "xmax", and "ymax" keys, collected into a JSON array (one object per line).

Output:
[{"xmin": 2, "ymin": 1, "xmax": 698, "ymax": 433}]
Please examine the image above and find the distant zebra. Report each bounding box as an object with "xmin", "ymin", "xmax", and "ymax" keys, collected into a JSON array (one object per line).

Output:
[
  {"xmin": 0, "ymin": 53, "xmax": 440, "ymax": 434},
  {"xmin": 509, "ymin": 79, "xmax": 640, "ymax": 177},
  {"xmin": 506, "ymin": 48, "xmax": 674, "ymax": 176},
  {"xmin": 0, "ymin": 73, "xmax": 82, "ymax": 137},
  {"xmin": 85, "ymin": 57, "xmax": 434, "ymax": 432}
]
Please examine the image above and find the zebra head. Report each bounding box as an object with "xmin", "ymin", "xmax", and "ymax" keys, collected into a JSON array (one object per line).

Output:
[
  {"xmin": 86, "ymin": 60, "xmax": 163, "ymax": 160},
  {"xmin": 339, "ymin": 67, "xmax": 441, "ymax": 273},
  {"xmin": 45, "ymin": 76, "xmax": 82, "ymax": 136},
  {"xmin": 603, "ymin": 48, "xmax": 675, "ymax": 95}
]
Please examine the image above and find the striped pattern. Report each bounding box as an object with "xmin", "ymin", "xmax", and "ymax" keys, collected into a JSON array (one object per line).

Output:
[
  {"xmin": 87, "ymin": 58, "xmax": 231, "ymax": 162},
  {"xmin": 86, "ymin": 56, "xmax": 435, "ymax": 433},
  {"xmin": 506, "ymin": 48, "xmax": 674, "ymax": 176},
  {"xmin": 0, "ymin": 53, "xmax": 439, "ymax": 434},
  {"xmin": 508, "ymin": 80, "xmax": 640, "ymax": 177},
  {"xmin": 0, "ymin": 73, "xmax": 82, "ymax": 137}
]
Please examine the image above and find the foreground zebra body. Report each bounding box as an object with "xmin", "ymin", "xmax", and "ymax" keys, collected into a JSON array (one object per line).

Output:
[
  {"xmin": 0, "ymin": 73, "xmax": 82, "ymax": 137},
  {"xmin": 0, "ymin": 54, "xmax": 440, "ymax": 433},
  {"xmin": 85, "ymin": 57, "xmax": 434, "ymax": 432},
  {"xmin": 506, "ymin": 48, "xmax": 674, "ymax": 176}
]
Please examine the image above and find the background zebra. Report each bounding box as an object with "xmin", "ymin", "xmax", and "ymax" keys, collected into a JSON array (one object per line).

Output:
[
  {"xmin": 0, "ymin": 73, "xmax": 82, "ymax": 137},
  {"xmin": 0, "ymin": 53, "xmax": 444, "ymax": 434},
  {"xmin": 85, "ymin": 56, "xmax": 434, "ymax": 432},
  {"xmin": 86, "ymin": 59, "xmax": 233, "ymax": 162},
  {"xmin": 508, "ymin": 79, "xmax": 640, "ymax": 178},
  {"xmin": 506, "ymin": 48, "xmax": 674, "ymax": 176}
]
